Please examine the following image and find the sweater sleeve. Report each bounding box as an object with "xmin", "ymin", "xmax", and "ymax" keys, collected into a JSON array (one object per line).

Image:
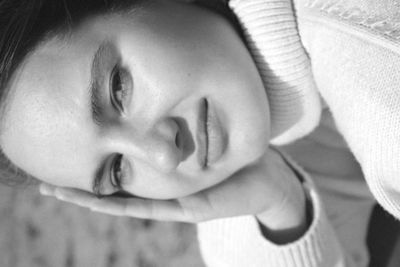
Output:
[{"xmin": 196, "ymin": 149, "xmax": 347, "ymax": 267}]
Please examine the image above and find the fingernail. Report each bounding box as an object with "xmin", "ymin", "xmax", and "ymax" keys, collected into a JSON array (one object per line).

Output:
[
  {"xmin": 91, "ymin": 207, "xmax": 99, "ymax": 212},
  {"xmin": 39, "ymin": 185, "xmax": 52, "ymax": 196},
  {"xmin": 90, "ymin": 201, "xmax": 101, "ymax": 212},
  {"xmin": 54, "ymin": 189, "xmax": 65, "ymax": 200}
]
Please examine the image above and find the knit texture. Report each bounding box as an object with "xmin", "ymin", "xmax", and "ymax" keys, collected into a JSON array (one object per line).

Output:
[
  {"xmin": 197, "ymin": 149, "xmax": 345, "ymax": 267},
  {"xmin": 295, "ymin": 0, "xmax": 400, "ymax": 221},
  {"xmin": 228, "ymin": 0, "xmax": 322, "ymax": 145}
]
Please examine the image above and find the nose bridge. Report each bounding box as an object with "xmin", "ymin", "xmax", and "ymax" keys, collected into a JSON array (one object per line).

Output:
[{"xmin": 116, "ymin": 118, "xmax": 182, "ymax": 173}]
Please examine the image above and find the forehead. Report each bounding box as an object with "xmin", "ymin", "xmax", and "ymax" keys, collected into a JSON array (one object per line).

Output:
[{"xmin": 0, "ymin": 30, "xmax": 100, "ymax": 190}]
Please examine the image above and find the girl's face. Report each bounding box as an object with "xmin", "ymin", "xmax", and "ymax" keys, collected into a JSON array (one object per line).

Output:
[{"xmin": 1, "ymin": 0, "xmax": 270, "ymax": 199}]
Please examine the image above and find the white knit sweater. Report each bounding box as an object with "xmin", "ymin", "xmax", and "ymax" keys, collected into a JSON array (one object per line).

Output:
[{"xmin": 197, "ymin": 0, "xmax": 400, "ymax": 266}]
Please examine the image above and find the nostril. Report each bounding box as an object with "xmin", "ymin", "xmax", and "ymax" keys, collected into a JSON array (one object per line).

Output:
[
  {"xmin": 175, "ymin": 131, "xmax": 181, "ymax": 149},
  {"xmin": 174, "ymin": 117, "xmax": 194, "ymax": 161}
]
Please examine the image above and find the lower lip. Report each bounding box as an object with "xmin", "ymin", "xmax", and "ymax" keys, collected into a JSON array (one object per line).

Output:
[{"xmin": 204, "ymin": 99, "xmax": 227, "ymax": 167}]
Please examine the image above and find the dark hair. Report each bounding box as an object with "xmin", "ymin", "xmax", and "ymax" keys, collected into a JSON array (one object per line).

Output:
[{"xmin": 0, "ymin": 0, "xmax": 240, "ymax": 186}]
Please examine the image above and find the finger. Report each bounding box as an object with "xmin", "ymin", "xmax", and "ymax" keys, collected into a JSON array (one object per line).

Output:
[
  {"xmin": 44, "ymin": 184, "xmax": 214, "ymax": 222},
  {"xmin": 90, "ymin": 197, "xmax": 190, "ymax": 221},
  {"xmin": 54, "ymin": 187, "xmax": 99, "ymax": 208},
  {"xmin": 52, "ymin": 188, "xmax": 191, "ymax": 222}
]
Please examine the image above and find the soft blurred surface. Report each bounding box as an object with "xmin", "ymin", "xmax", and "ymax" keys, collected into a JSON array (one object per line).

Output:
[
  {"xmin": 3, "ymin": 183, "xmax": 400, "ymax": 267},
  {"xmin": 0, "ymin": 184, "xmax": 205, "ymax": 267}
]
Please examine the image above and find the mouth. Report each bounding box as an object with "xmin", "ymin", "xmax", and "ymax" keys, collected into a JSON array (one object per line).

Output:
[{"xmin": 196, "ymin": 98, "xmax": 227, "ymax": 169}]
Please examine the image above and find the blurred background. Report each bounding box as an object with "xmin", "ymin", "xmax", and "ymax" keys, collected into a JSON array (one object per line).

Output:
[
  {"xmin": 0, "ymin": 185, "xmax": 205, "ymax": 267},
  {"xmin": 1, "ymin": 183, "xmax": 400, "ymax": 267}
]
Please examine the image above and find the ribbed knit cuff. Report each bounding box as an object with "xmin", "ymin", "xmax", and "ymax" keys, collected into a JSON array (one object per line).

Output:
[
  {"xmin": 197, "ymin": 151, "xmax": 344, "ymax": 267},
  {"xmin": 228, "ymin": 0, "xmax": 322, "ymax": 145}
]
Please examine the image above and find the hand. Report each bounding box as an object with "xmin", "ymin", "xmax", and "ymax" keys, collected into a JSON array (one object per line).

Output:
[{"xmin": 40, "ymin": 148, "xmax": 307, "ymax": 235}]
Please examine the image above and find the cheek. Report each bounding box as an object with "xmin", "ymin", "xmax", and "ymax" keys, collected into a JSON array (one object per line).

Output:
[
  {"xmin": 233, "ymin": 119, "xmax": 269, "ymax": 159},
  {"xmin": 225, "ymin": 89, "xmax": 270, "ymax": 163},
  {"xmin": 121, "ymin": 162, "xmax": 195, "ymax": 199}
]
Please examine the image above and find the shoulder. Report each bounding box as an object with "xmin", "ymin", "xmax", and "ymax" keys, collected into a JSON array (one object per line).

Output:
[{"xmin": 296, "ymin": 0, "xmax": 400, "ymax": 46}]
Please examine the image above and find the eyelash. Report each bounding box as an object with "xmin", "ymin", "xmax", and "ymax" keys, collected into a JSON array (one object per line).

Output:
[
  {"xmin": 110, "ymin": 65, "xmax": 130, "ymax": 113},
  {"xmin": 110, "ymin": 154, "xmax": 124, "ymax": 190}
]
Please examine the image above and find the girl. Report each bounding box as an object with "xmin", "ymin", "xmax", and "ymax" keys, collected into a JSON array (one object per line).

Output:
[{"xmin": 3, "ymin": 0, "xmax": 400, "ymax": 266}]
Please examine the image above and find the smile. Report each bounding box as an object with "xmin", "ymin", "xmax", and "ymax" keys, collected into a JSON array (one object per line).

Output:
[{"xmin": 196, "ymin": 98, "xmax": 227, "ymax": 168}]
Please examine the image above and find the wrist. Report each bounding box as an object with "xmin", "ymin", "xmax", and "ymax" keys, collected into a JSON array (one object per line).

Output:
[
  {"xmin": 255, "ymin": 149, "xmax": 309, "ymax": 244},
  {"xmin": 255, "ymin": 195, "xmax": 308, "ymax": 244}
]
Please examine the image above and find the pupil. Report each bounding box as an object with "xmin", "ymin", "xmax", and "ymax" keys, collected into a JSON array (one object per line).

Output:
[
  {"xmin": 112, "ymin": 69, "xmax": 124, "ymax": 106},
  {"xmin": 114, "ymin": 71, "xmax": 121, "ymax": 91},
  {"xmin": 113, "ymin": 155, "xmax": 122, "ymax": 186}
]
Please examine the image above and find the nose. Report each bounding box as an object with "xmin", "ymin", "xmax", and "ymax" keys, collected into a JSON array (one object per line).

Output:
[
  {"xmin": 145, "ymin": 118, "xmax": 183, "ymax": 172},
  {"xmin": 107, "ymin": 118, "xmax": 184, "ymax": 173}
]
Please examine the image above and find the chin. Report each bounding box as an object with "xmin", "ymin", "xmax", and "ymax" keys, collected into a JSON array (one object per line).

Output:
[{"xmin": 213, "ymin": 137, "xmax": 268, "ymax": 183}]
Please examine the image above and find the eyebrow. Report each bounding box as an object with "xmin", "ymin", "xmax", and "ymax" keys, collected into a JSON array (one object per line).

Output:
[{"xmin": 89, "ymin": 41, "xmax": 112, "ymax": 126}]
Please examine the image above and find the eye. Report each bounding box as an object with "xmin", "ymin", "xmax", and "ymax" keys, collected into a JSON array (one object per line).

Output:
[
  {"xmin": 110, "ymin": 65, "xmax": 132, "ymax": 113},
  {"xmin": 110, "ymin": 154, "xmax": 125, "ymax": 190}
]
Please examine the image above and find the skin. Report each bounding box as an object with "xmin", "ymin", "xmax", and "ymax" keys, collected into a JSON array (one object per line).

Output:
[{"xmin": 1, "ymin": 0, "xmax": 271, "ymax": 199}]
